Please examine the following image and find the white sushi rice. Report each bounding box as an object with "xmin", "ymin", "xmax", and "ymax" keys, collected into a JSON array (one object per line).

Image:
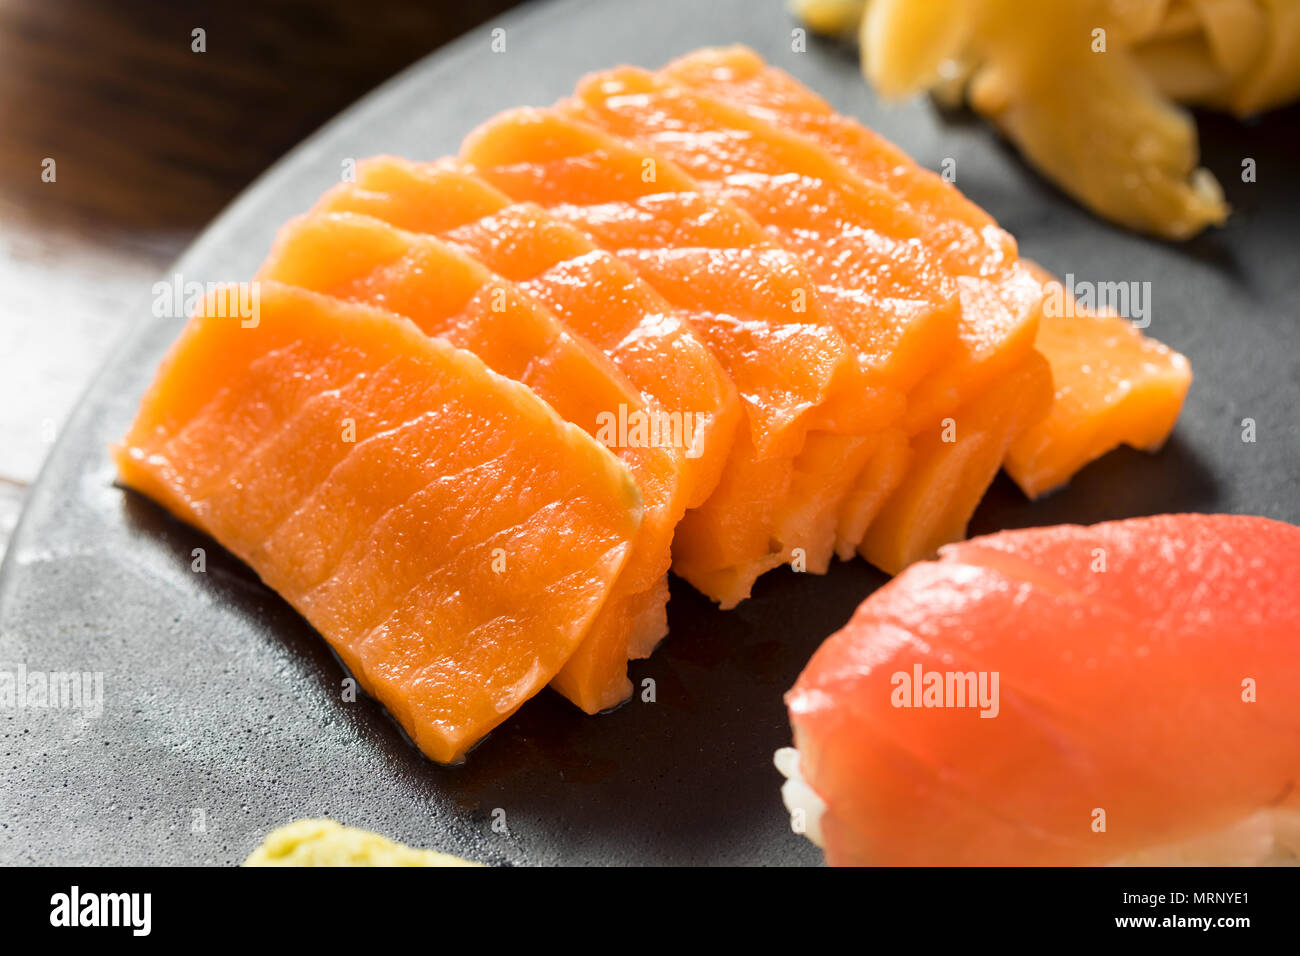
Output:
[
  {"xmin": 774, "ymin": 746, "xmax": 1299, "ymax": 865},
  {"xmin": 774, "ymin": 746, "xmax": 826, "ymax": 851}
]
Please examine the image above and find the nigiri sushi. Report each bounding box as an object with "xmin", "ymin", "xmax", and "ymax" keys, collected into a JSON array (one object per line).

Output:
[{"xmin": 779, "ymin": 514, "xmax": 1300, "ymax": 865}]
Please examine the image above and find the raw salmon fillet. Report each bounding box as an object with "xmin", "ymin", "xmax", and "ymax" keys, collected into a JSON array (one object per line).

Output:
[
  {"xmin": 563, "ymin": 66, "xmax": 1053, "ymax": 576},
  {"xmin": 660, "ymin": 48, "xmax": 1053, "ymax": 565},
  {"xmin": 258, "ymin": 211, "xmax": 685, "ymax": 713},
  {"xmin": 663, "ymin": 46, "xmax": 1041, "ymax": 427},
  {"xmin": 662, "ymin": 46, "xmax": 1016, "ymax": 277},
  {"xmin": 459, "ymin": 107, "xmax": 894, "ymax": 453},
  {"xmin": 114, "ymin": 282, "xmax": 643, "ymax": 763},
  {"xmin": 1006, "ymin": 261, "xmax": 1193, "ymax": 498},
  {"xmin": 783, "ymin": 514, "xmax": 1300, "ymax": 865},
  {"xmin": 312, "ymin": 157, "xmax": 740, "ymax": 512},
  {"xmin": 670, "ymin": 49, "xmax": 1191, "ymax": 512},
  {"xmin": 833, "ymin": 426, "xmax": 911, "ymax": 561},
  {"xmin": 459, "ymin": 107, "xmax": 901, "ymax": 604},
  {"xmin": 860, "ymin": 352, "xmax": 1054, "ymax": 574},
  {"xmin": 564, "ymin": 66, "xmax": 962, "ymax": 397},
  {"xmin": 112, "ymin": 47, "xmax": 1210, "ymax": 770},
  {"xmin": 313, "ymin": 154, "xmax": 860, "ymax": 604}
]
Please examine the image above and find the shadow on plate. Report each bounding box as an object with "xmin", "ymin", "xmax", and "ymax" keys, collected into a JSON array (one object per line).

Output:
[{"xmin": 971, "ymin": 433, "xmax": 1220, "ymax": 537}]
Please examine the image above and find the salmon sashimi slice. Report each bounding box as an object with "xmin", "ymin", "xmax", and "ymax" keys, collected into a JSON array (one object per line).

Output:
[
  {"xmin": 669, "ymin": 50, "xmax": 1192, "ymax": 520},
  {"xmin": 662, "ymin": 46, "xmax": 1017, "ymax": 278},
  {"xmin": 777, "ymin": 432, "xmax": 882, "ymax": 574},
  {"xmin": 859, "ymin": 351, "xmax": 1054, "ymax": 575},
  {"xmin": 459, "ymin": 107, "xmax": 898, "ymax": 451},
  {"xmin": 564, "ymin": 66, "xmax": 1052, "ymax": 576},
  {"xmin": 667, "ymin": 434, "xmax": 793, "ymax": 604},
  {"xmin": 897, "ymin": 265, "xmax": 1046, "ymax": 434},
  {"xmin": 312, "ymin": 157, "xmax": 740, "ymax": 511},
  {"xmin": 257, "ymin": 211, "xmax": 687, "ymax": 713},
  {"xmin": 848, "ymin": 278, "xmax": 1050, "ymax": 574},
  {"xmin": 564, "ymin": 66, "xmax": 962, "ymax": 397},
  {"xmin": 668, "ymin": 431, "xmax": 875, "ymax": 606},
  {"xmin": 440, "ymin": 200, "xmax": 741, "ymax": 479},
  {"xmin": 783, "ymin": 514, "xmax": 1300, "ymax": 865},
  {"xmin": 660, "ymin": 427, "xmax": 880, "ymax": 607},
  {"xmin": 313, "ymin": 154, "xmax": 846, "ymax": 605},
  {"xmin": 663, "ymin": 44, "xmax": 1038, "ymax": 425},
  {"xmin": 659, "ymin": 48, "xmax": 1059, "ymax": 559},
  {"xmin": 459, "ymin": 107, "xmax": 902, "ymax": 603},
  {"xmin": 1006, "ymin": 261, "xmax": 1193, "ymax": 499},
  {"xmin": 833, "ymin": 425, "xmax": 911, "ymax": 561},
  {"xmin": 114, "ymin": 282, "xmax": 642, "ymax": 763}
]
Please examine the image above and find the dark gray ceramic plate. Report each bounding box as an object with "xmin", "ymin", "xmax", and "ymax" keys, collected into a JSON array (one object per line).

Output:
[{"xmin": 2, "ymin": 0, "xmax": 1298, "ymax": 866}]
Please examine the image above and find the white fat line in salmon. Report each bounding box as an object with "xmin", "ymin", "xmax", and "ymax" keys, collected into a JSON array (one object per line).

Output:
[
  {"xmin": 1041, "ymin": 274, "xmax": 1152, "ymax": 328},
  {"xmin": 595, "ymin": 404, "xmax": 708, "ymax": 458},
  {"xmin": 0, "ymin": 663, "xmax": 103, "ymax": 718},
  {"xmin": 151, "ymin": 273, "xmax": 261, "ymax": 328},
  {"xmin": 890, "ymin": 664, "xmax": 999, "ymax": 718}
]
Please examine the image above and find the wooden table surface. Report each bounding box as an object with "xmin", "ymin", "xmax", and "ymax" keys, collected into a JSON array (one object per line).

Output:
[{"xmin": 0, "ymin": 0, "xmax": 523, "ymax": 561}]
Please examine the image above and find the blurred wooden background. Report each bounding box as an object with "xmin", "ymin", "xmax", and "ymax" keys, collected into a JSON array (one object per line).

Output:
[{"xmin": 0, "ymin": 0, "xmax": 524, "ymax": 559}]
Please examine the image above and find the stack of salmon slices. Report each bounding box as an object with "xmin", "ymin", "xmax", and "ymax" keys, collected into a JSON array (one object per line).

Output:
[{"xmin": 116, "ymin": 46, "xmax": 1191, "ymax": 763}]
